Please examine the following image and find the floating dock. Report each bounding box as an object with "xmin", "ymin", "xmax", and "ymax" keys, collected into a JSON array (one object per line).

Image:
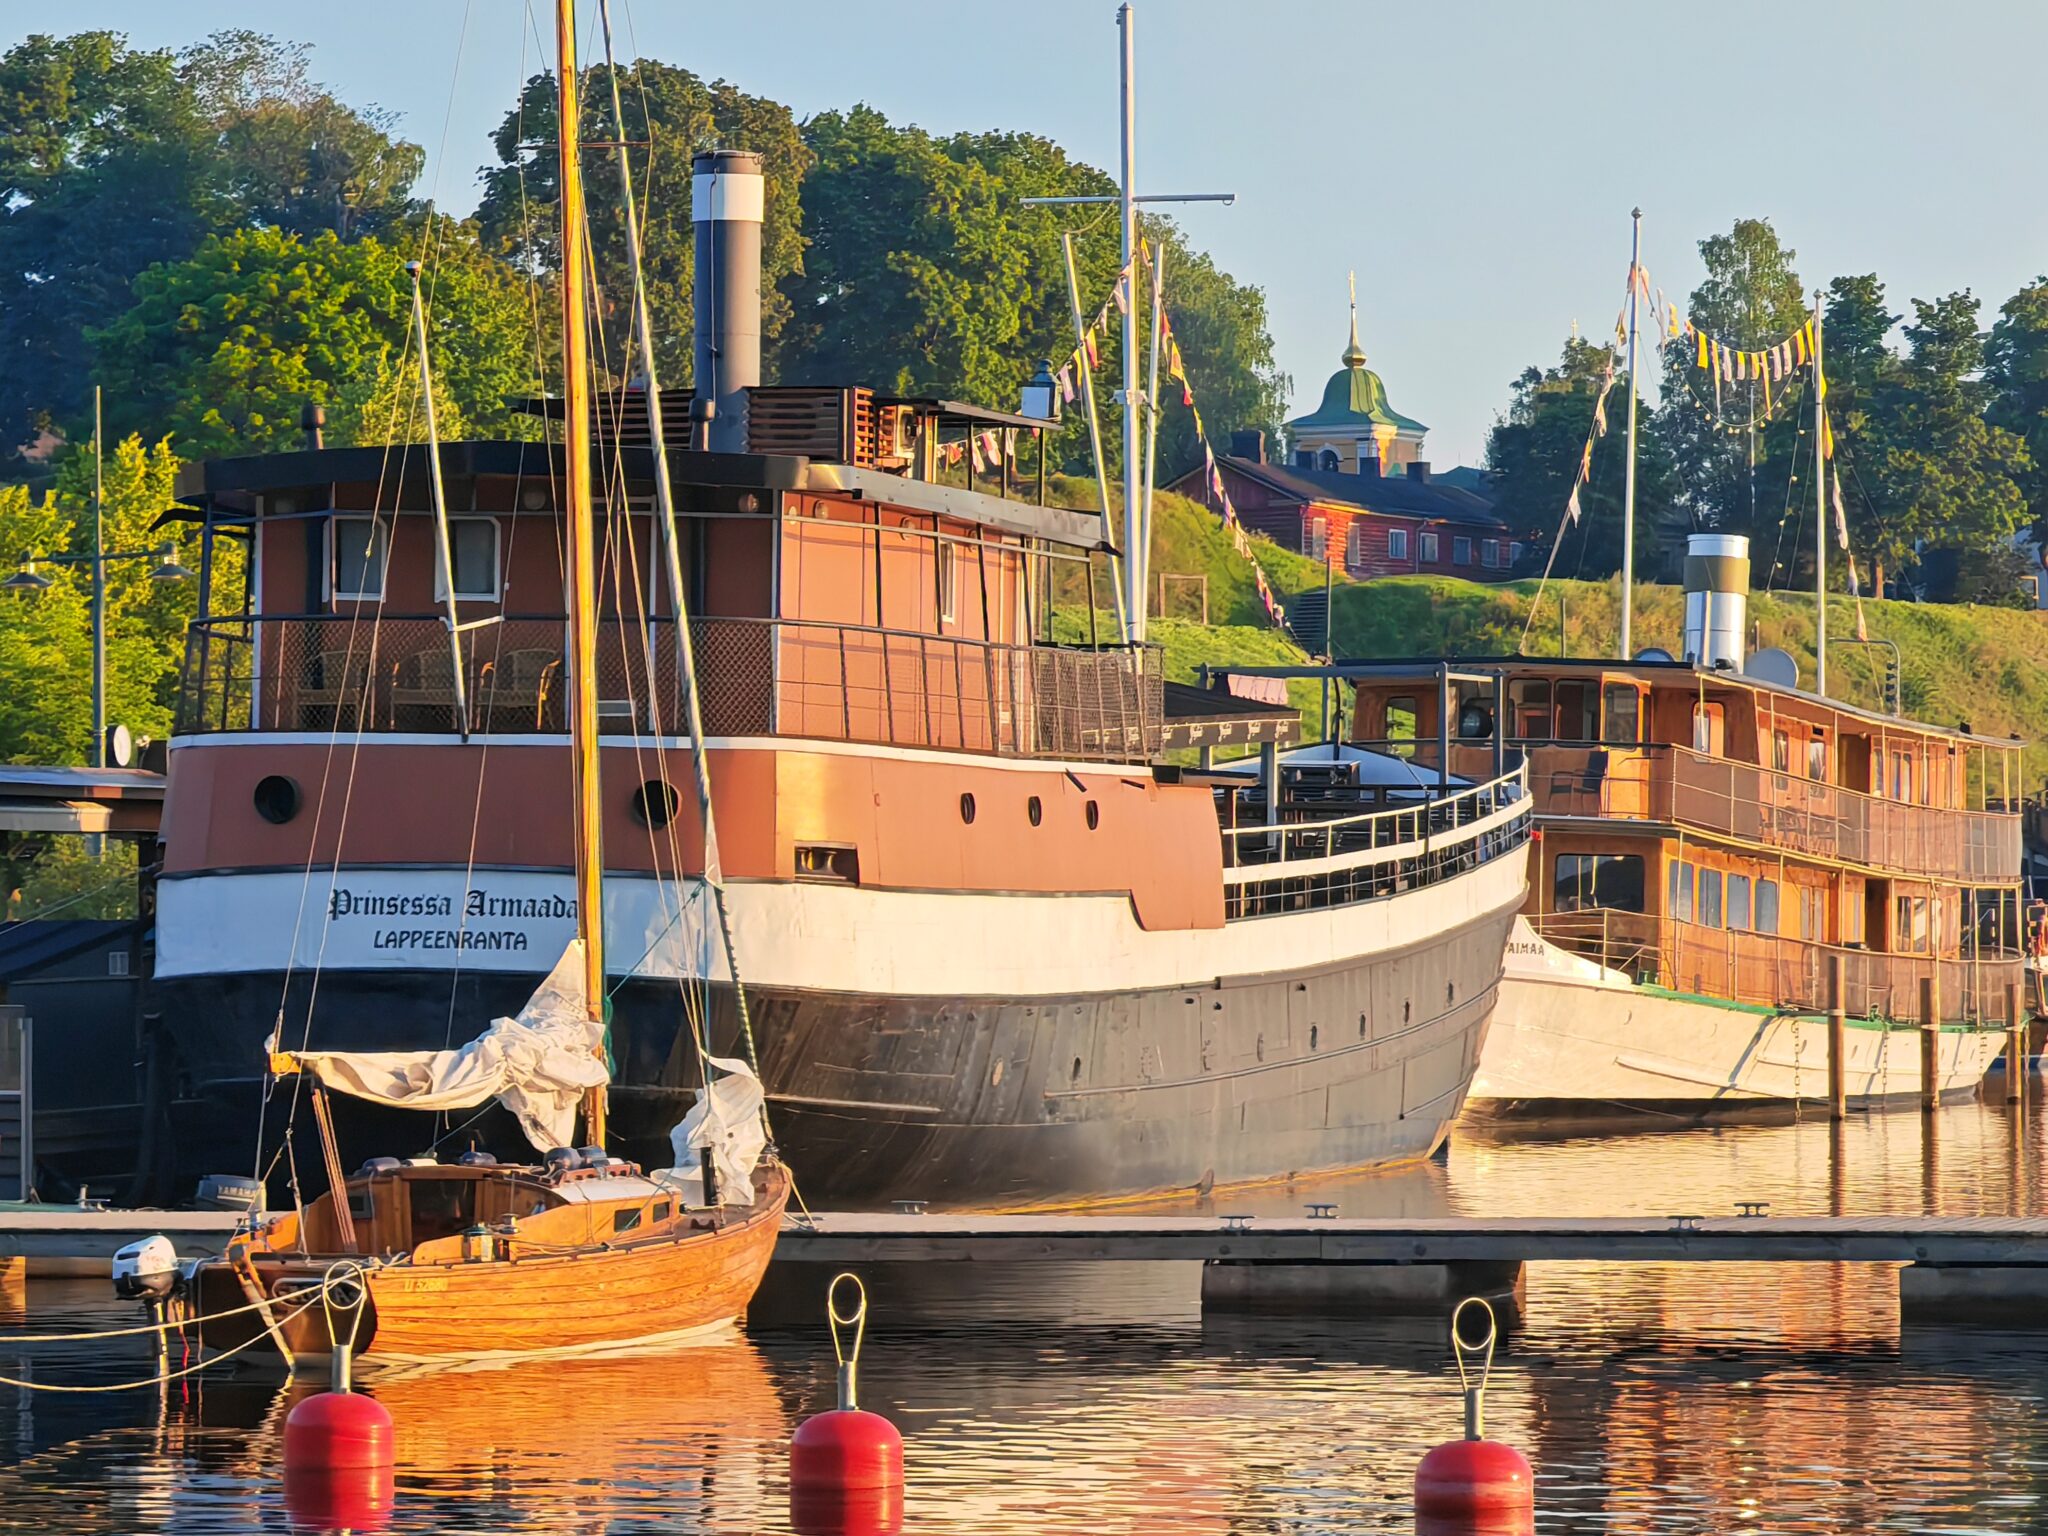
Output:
[
  {"xmin": 0, "ymin": 1206, "xmax": 243, "ymax": 1277},
  {"xmin": 774, "ymin": 1211, "xmax": 2048, "ymax": 1324}
]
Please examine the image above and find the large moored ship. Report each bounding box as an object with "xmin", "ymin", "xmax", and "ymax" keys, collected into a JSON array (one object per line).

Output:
[{"xmin": 151, "ymin": 153, "xmax": 1532, "ymax": 1205}]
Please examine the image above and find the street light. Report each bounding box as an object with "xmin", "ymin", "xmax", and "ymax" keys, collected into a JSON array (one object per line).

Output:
[
  {"xmin": 149, "ymin": 544, "xmax": 193, "ymax": 583},
  {"xmin": 1, "ymin": 558, "xmax": 50, "ymax": 592}
]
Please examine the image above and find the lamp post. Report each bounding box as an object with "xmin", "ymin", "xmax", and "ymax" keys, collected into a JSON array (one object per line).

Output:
[{"xmin": 3, "ymin": 541, "xmax": 192, "ymax": 766}]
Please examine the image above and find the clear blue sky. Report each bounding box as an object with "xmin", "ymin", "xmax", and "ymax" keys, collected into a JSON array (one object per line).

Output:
[{"xmin": 26, "ymin": 1, "xmax": 2048, "ymax": 467}]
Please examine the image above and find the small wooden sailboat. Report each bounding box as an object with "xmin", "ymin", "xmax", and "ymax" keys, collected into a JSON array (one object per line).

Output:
[{"xmin": 186, "ymin": 0, "xmax": 788, "ymax": 1364}]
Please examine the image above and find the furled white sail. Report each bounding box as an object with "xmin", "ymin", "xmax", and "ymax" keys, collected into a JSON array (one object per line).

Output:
[
  {"xmin": 665, "ymin": 1054, "xmax": 767, "ymax": 1206},
  {"xmin": 289, "ymin": 941, "xmax": 607, "ymax": 1152}
]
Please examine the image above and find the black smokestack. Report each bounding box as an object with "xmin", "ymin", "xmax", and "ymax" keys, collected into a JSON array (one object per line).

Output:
[
  {"xmin": 692, "ymin": 149, "xmax": 763, "ymax": 455},
  {"xmin": 300, "ymin": 402, "xmax": 325, "ymax": 451}
]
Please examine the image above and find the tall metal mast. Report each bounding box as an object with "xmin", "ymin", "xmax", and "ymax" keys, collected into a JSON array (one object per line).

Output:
[
  {"xmin": 1021, "ymin": 3, "xmax": 1232, "ymax": 645},
  {"xmin": 1812, "ymin": 291, "xmax": 1827, "ymax": 698},
  {"xmin": 1619, "ymin": 207, "xmax": 1640, "ymax": 663},
  {"xmin": 557, "ymin": 0, "xmax": 607, "ymax": 1145}
]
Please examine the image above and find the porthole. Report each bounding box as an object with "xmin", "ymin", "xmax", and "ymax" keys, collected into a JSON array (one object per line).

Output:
[
  {"xmin": 1085, "ymin": 799, "xmax": 1100, "ymax": 830},
  {"xmin": 960, "ymin": 792, "xmax": 977, "ymax": 824},
  {"xmin": 253, "ymin": 774, "xmax": 301, "ymax": 825},
  {"xmin": 1027, "ymin": 796, "xmax": 1043, "ymax": 827},
  {"xmin": 632, "ymin": 779, "xmax": 680, "ymax": 828}
]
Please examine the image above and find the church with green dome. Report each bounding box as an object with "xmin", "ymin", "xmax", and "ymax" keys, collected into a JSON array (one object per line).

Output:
[{"xmin": 1286, "ymin": 292, "xmax": 1428, "ymax": 474}]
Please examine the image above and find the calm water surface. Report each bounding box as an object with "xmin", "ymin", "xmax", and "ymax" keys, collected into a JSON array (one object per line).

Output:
[{"xmin": 7, "ymin": 1091, "xmax": 2048, "ymax": 1533}]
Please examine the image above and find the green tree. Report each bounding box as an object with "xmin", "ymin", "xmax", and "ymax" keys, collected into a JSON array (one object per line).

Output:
[
  {"xmin": 1656, "ymin": 218, "xmax": 1812, "ymax": 544},
  {"xmin": 475, "ymin": 59, "xmax": 808, "ymax": 386},
  {"xmin": 1485, "ymin": 336, "xmax": 1677, "ymax": 580},
  {"xmin": 1857, "ymin": 291, "xmax": 2030, "ymax": 589},
  {"xmin": 91, "ymin": 220, "xmax": 539, "ymax": 458},
  {"xmin": 0, "ymin": 30, "xmax": 427, "ymax": 452},
  {"xmin": 1986, "ymin": 276, "xmax": 2048, "ymax": 545},
  {"xmin": 1818, "ymin": 274, "xmax": 1902, "ymax": 588},
  {"xmin": 0, "ymin": 480, "xmax": 92, "ymax": 762}
]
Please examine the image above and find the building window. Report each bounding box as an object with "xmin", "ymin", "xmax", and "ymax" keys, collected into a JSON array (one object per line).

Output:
[
  {"xmin": 1755, "ymin": 878, "xmax": 1780, "ymax": 934},
  {"xmin": 1419, "ymin": 531, "xmax": 1440, "ymax": 563},
  {"xmin": 1553, "ymin": 853, "xmax": 1645, "ymax": 913},
  {"xmin": 1388, "ymin": 528, "xmax": 1410, "ymax": 562},
  {"xmin": 1345, "ymin": 525, "xmax": 1363, "ymax": 567},
  {"xmin": 1807, "ymin": 732, "xmax": 1828, "ymax": 781},
  {"xmin": 1728, "ymin": 873, "xmax": 1753, "ymax": 929},
  {"xmin": 1453, "ymin": 536, "xmax": 1473, "ymax": 566},
  {"xmin": 332, "ymin": 516, "xmax": 390, "ymax": 601},
  {"xmin": 1305, "ymin": 518, "xmax": 1329, "ymax": 561},
  {"xmin": 435, "ymin": 518, "xmax": 501, "ymax": 602},
  {"xmin": 1481, "ymin": 539, "xmax": 1500, "ymax": 569},
  {"xmin": 1509, "ymin": 541, "xmax": 1524, "ymax": 566},
  {"xmin": 1318, "ymin": 448, "xmax": 1339, "ymax": 472},
  {"xmin": 1895, "ymin": 894, "xmax": 1931, "ymax": 953},
  {"xmin": 1692, "ymin": 702, "xmax": 1725, "ymax": 756}
]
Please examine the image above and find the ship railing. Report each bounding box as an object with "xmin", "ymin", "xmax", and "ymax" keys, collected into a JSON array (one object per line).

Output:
[
  {"xmin": 1216, "ymin": 763, "xmax": 1531, "ymax": 920},
  {"xmin": 174, "ymin": 614, "xmax": 1164, "ymax": 764},
  {"xmin": 1526, "ymin": 909, "xmax": 2022, "ymax": 1027},
  {"xmin": 1518, "ymin": 742, "xmax": 2019, "ymax": 885}
]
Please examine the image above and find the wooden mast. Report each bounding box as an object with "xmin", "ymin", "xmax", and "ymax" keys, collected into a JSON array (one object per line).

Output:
[{"xmin": 557, "ymin": 0, "xmax": 608, "ymax": 1146}]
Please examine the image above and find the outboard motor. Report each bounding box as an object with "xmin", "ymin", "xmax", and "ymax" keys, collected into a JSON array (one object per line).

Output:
[
  {"xmin": 195, "ymin": 1173, "xmax": 265, "ymax": 1213},
  {"xmin": 112, "ymin": 1235, "xmax": 181, "ymax": 1301}
]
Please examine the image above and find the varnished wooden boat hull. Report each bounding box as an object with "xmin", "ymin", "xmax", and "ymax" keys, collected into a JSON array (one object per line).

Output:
[{"xmin": 197, "ymin": 1165, "xmax": 789, "ymax": 1363}]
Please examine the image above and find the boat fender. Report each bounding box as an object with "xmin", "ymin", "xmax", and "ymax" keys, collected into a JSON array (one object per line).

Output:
[
  {"xmin": 455, "ymin": 1151, "xmax": 499, "ymax": 1167},
  {"xmin": 576, "ymin": 1145, "xmax": 609, "ymax": 1170},
  {"xmin": 1414, "ymin": 1298, "xmax": 1532, "ymax": 1534},
  {"xmin": 355, "ymin": 1157, "xmax": 404, "ymax": 1178},
  {"xmin": 790, "ymin": 1273, "xmax": 903, "ymax": 1533},
  {"xmin": 543, "ymin": 1148, "xmax": 580, "ymax": 1180}
]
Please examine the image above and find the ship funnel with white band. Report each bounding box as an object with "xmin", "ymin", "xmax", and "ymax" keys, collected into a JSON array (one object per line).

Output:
[
  {"xmin": 1682, "ymin": 532, "xmax": 1750, "ymax": 670},
  {"xmin": 691, "ymin": 149, "xmax": 764, "ymax": 455}
]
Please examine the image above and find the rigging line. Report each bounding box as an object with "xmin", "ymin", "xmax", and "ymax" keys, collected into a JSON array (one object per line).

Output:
[
  {"xmin": 1766, "ymin": 378, "xmax": 1812, "ymax": 592},
  {"xmin": 253, "ymin": 303, "xmax": 430, "ymax": 1179}
]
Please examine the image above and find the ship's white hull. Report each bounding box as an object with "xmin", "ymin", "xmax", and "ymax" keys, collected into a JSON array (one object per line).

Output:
[{"xmin": 1469, "ymin": 919, "xmax": 2005, "ymax": 1118}]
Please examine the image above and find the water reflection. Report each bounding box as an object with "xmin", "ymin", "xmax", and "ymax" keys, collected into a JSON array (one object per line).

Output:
[{"xmin": 1, "ymin": 1092, "xmax": 2046, "ymax": 1532}]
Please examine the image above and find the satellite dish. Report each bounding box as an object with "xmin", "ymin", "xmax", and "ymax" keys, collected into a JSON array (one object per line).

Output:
[
  {"xmin": 1744, "ymin": 647, "xmax": 1800, "ymax": 690},
  {"xmin": 1632, "ymin": 647, "xmax": 1675, "ymax": 663},
  {"xmin": 105, "ymin": 723, "xmax": 134, "ymax": 768}
]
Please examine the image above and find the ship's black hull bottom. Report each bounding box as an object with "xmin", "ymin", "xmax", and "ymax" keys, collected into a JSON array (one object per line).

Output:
[{"xmin": 159, "ymin": 918, "xmax": 1511, "ymax": 1207}]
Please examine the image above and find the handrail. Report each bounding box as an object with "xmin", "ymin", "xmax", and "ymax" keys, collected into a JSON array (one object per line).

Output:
[{"xmin": 1219, "ymin": 763, "xmax": 1529, "ymax": 846}]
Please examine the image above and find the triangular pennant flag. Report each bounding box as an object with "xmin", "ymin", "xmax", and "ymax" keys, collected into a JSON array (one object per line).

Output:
[
  {"xmin": 946, "ymin": 441, "xmax": 963, "ymax": 466},
  {"xmin": 1057, "ymin": 365, "xmax": 1075, "ymax": 402},
  {"xmin": 1593, "ymin": 390, "xmax": 1609, "ymax": 438},
  {"xmin": 969, "ymin": 436, "xmax": 985, "ymax": 474},
  {"xmin": 1579, "ymin": 441, "xmax": 1594, "ymax": 478},
  {"xmin": 1735, "ymin": 350, "xmax": 1747, "ymax": 382},
  {"xmin": 1697, "ymin": 330, "xmax": 1710, "ymax": 370},
  {"xmin": 1181, "ymin": 380, "xmax": 1194, "ymax": 407},
  {"xmin": 1566, "ymin": 484, "xmax": 1583, "ymax": 525},
  {"xmin": 1855, "ymin": 596, "xmax": 1869, "ymax": 643},
  {"xmin": 1111, "ymin": 273, "xmax": 1129, "ymax": 315},
  {"xmin": 1003, "ymin": 428, "xmax": 1017, "ymax": 461},
  {"xmin": 1084, "ymin": 331, "xmax": 1099, "ymax": 368}
]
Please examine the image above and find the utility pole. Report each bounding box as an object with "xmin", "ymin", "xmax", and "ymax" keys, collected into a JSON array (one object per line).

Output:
[
  {"xmin": 1619, "ymin": 208, "xmax": 1640, "ymax": 663},
  {"xmin": 1021, "ymin": 2, "xmax": 1233, "ymax": 645},
  {"xmin": 1813, "ymin": 290, "xmax": 1828, "ymax": 698}
]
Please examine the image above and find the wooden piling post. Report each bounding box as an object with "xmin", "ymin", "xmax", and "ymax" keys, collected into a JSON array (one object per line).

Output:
[
  {"xmin": 1919, "ymin": 975, "xmax": 1940, "ymax": 1114},
  {"xmin": 2009, "ymin": 980, "xmax": 2028, "ymax": 1107},
  {"xmin": 1827, "ymin": 953, "xmax": 1846, "ymax": 1121}
]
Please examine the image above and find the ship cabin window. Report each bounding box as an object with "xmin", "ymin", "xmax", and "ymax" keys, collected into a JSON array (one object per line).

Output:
[
  {"xmin": 937, "ymin": 541, "xmax": 959, "ymax": 626},
  {"xmin": 1601, "ymin": 683, "xmax": 1641, "ymax": 746},
  {"xmin": 1800, "ymin": 885, "xmax": 1829, "ymax": 942},
  {"xmin": 1807, "ymin": 730, "xmax": 1828, "ymax": 782},
  {"xmin": 1697, "ymin": 868, "xmax": 1724, "ymax": 929},
  {"xmin": 1771, "ymin": 729, "xmax": 1791, "ymax": 775},
  {"xmin": 1691, "ymin": 702, "xmax": 1725, "ymax": 757},
  {"xmin": 1511, "ymin": 679, "xmax": 1551, "ymax": 741},
  {"xmin": 1891, "ymin": 749, "xmax": 1915, "ymax": 804},
  {"xmin": 409, "ymin": 1178, "xmax": 476, "ymax": 1244},
  {"xmin": 331, "ymin": 516, "xmax": 390, "ymax": 602},
  {"xmin": 1385, "ymin": 696, "xmax": 1418, "ymax": 757},
  {"xmin": 1553, "ymin": 682, "xmax": 1595, "ymax": 742},
  {"xmin": 1755, "ymin": 878, "xmax": 1780, "ymax": 934},
  {"xmin": 1895, "ymin": 894, "xmax": 1932, "ymax": 954},
  {"xmin": 1667, "ymin": 860, "xmax": 1695, "ymax": 922},
  {"xmin": 1727, "ymin": 873, "xmax": 1752, "ymax": 929},
  {"xmin": 435, "ymin": 518, "xmax": 502, "ymax": 602},
  {"xmin": 1553, "ymin": 853, "xmax": 1644, "ymax": 913},
  {"xmin": 613, "ymin": 1207, "xmax": 643, "ymax": 1235},
  {"xmin": 1841, "ymin": 879, "xmax": 1867, "ymax": 946}
]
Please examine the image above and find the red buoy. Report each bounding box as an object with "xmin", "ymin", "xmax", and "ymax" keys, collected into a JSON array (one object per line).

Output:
[
  {"xmin": 1415, "ymin": 1297, "xmax": 1534, "ymax": 1535},
  {"xmin": 790, "ymin": 1273, "xmax": 903, "ymax": 1535},
  {"xmin": 283, "ymin": 1462, "xmax": 396, "ymax": 1533},
  {"xmin": 284, "ymin": 1389, "xmax": 395, "ymax": 1471}
]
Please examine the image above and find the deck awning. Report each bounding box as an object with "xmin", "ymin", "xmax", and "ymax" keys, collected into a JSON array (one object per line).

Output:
[{"xmin": 1161, "ymin": 681, "xmax": 1302, "ymax": 752}]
